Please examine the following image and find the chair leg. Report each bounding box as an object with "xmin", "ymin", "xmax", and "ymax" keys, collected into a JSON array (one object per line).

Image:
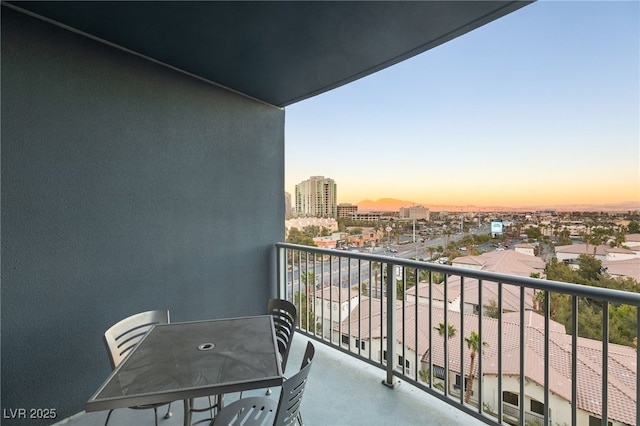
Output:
[
  {"xmin": 164, "ymin": 402, "xmax": 172, "ymax": 419},
  {"xmin": 104, "ymin": 409, "xmax": 113, "ymax": 426},
  {"xmin": 218, "ymin": 394, "xmax": 224, "ymax": 411},
  {"xmin": 183, "ymin": 397, "xmax": 221, "ymax": 426},
  {"xmin": 153, "ymin": 407, "xmax": 159, "ymax": 426},
  {"xmin": 184, "ymin": 400, "xmax": 193, "ymax": 426}
]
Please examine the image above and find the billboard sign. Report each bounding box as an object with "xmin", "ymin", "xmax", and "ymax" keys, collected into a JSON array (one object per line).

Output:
[{"xmin": 490, "ymin": 220, "xmax": 503, "ymax": 235}]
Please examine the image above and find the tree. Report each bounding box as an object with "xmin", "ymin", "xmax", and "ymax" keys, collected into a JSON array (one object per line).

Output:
[
  {"xmin": 556, "ymin": 229, "xmax": 572, "ymax": 246},
  {"xmin": 611, "ymin": 231, "xmax": 626, "ymax": 248},
  {"xmin": 628, "ymin": 220, "xmax": 640, "ymax": 234},
  {"xmin": 544, "ymin": 257, "xmax": 639, "ymax": 348},
  {"xmin": 533, "ymin": 290, "xmax": 546, "ymax": 314},
  {"xmin": 525, "ymin": 226, "xmax": 542, "ymax": 241},
  {"xmin": 302, "ymin": 225, "xmax": 320, "ymax": 239},
  {"xmin": 435, "ymin": 322, "xmax": 456, "ymax": 339},
  {"xmin": 484, "ymin": 299, "xmax": 499, "ymax": 319},
  {"xmin": 586, "ymin": 227, "xmax": 611, "ymax": 255},
  {"xmin": 577, "ymin": 254, "xmax": 602, "ymax": 281},
  {"xmin": 296, "ymin": 271, "xmax": 316, "ymax": 333},
  {"xmin": 464, "ymin": 331, "xmax": 488, "ymax": 404},
  {"xmin": 286, "ymin": 227, "xmax": 315, "ymax": 246},
  {"xmin": 371, "ymin": 261, "xmax": 381, "ymax": 297},
  {"xmin": 434, "ymin": 322, "xmax": 456, "ymax": 392},
  {"xmin": 396, "ymin": 279, "xmax": 405, "ymax": 301}
]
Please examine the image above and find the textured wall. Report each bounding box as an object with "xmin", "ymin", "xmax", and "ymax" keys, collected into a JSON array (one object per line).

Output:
[{"xmin": 1, "ymin": 8, "xmax": 284, "ymax": 423}]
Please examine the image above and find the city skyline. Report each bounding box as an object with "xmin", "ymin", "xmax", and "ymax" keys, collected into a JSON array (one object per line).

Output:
[{"xmin": 284, "ymin": 1, "xmax": 639, "ymax": 211}]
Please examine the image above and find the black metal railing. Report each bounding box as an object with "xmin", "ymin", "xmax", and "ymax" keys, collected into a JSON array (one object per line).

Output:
[{"xmin": 277, "ymin": 242, "xmax": 639, "ymax": 426}]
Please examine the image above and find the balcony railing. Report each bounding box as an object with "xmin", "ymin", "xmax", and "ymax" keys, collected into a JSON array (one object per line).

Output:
[{"xmin": 276, "ymin": 242, "xmax": 640, "ymax": 426}]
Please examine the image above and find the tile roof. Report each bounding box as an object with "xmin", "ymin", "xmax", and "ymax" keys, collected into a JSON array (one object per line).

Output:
[
  {"xmin": 601, "ymin": 258, "xmax": 640, "ymax": 281},
  {"xmin": 555, "ymin": 243, "xmax": 635, "ymax": 257},
  {"xmin": 515, "ymin": 243, "xmax": 536, "ymax": 249},
  {"xmin": 314, "ymin": 285, "xmax": 360, "ymax": 301},
  {"xmin": 625, "ymin": 233, "xmax": 640, "ymax": 243},
  {"xmin": 452, "ymin": 249, "xmax": 546, "ymax": 277},
  {"xmin": 337, "ymin": 303, "xmax": 636, "ymax": 424},
  {"xmin": 406, "ymin": 278, "xmax": 535, "ymax": 312}
]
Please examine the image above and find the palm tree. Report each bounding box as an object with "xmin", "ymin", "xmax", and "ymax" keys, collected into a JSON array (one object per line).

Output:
[
  {"xmin": 372, "ymin": 261, "xmax": 381, "ymax": 298},
  {"xmin": 298, "ymin": 271, "xmax": 316, "ymax": 333},
  {"xmin": 464, "ymin": 331, "xmax": 488, "ymax": 404},
  {"xmin": 427, "ymin": 246, "xmax": 434, "ymax": 261},
  {"xmin": 435, "ymin": 322, "xmax": 456, "ymax": 339},
  {"xmin": 434, "ymin": 322, "xmax": 456, "ymax": 391}
]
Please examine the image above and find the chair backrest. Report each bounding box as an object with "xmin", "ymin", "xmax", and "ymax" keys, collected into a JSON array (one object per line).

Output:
[
  {"xmin": 103, "ymin": 310, "xmax": 170, "ymax": 370},
  {"xmin": 267, "ymin": 298, "xmax": 297, "ymax": 371},
  {"xmin": 273, "ymin": 341, "xmax": 315, "ymax": 426}
]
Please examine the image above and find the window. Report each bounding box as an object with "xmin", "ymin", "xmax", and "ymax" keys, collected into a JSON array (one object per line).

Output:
[
  {"xmin": 341, "ymin": 334, "xmax": 349, "ymax": 345},
  {"xmin": 397, "ymin": 356, "xmax": 410, "ymax": 370},
  {"xmin": 530, "ymin": 399, "xmax": 544, "ymax": 415},
  {"xmin": 355, "ymin": 339, "xmax": 365, "ymax": 350},
  {"xmin": 503, "ymin": 391, "xmax": 519, "ymax": 407},
  {"xmin": 588, "ymin": 416, "xmax": 612, "ymax": 426},
  {"xmin": 432, "ymin": 365, "xmax": 446, "ymax": 380},
  {"xmin": 454, "ymin": 375, "xmax": 471, "ymax": 393}
]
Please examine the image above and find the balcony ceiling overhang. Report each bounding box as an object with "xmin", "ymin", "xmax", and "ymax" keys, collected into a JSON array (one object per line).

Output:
[{"xmin": 6, "ymin": 1, "xmax": 532, "ymax": 107}]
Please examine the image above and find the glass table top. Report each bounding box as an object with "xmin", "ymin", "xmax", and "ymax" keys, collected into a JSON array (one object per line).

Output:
[{"xmin": 87, "ymin": 315, "xmax": 282, "ymax": 411}]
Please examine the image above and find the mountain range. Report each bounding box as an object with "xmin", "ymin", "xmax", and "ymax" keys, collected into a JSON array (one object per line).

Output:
[{"xmin": 355, "ymin": 198, "xmax": 640, "ymax": 213}]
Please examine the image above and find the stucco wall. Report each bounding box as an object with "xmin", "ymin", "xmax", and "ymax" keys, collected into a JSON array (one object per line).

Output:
[{"xmin": 1, "ymin": 7, "xmax": 284, "ymax": 423}]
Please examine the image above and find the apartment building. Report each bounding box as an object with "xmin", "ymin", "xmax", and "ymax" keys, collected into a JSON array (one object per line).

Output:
[
  {"xmin": 348, "ymin": 211, "xmax": 383, "ymax": 222},
  {"xmin": 295, "ymin": 176, "xmax": 337, "ymax": 218},
  {"xmin": 337, "ymin": 203, "xmax": 358, "ymax": 218}
]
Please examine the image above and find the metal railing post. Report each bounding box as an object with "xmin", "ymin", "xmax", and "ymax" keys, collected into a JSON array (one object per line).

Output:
[
  {"xmin": 276, "ymin": 246, "xmax": 285, "ymax": 299},
  {"xmin": 383, "ymin": 261, "xmax": 398, "ymax": 388}
]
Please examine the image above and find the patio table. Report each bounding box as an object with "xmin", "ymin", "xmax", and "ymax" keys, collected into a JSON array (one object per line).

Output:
[{"xmin": 85, "ymin": 315, "xmax": 283, "ymax": 425}]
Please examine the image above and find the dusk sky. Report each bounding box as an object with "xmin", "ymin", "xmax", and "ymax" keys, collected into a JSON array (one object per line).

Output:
[{"xmin": 284, "ymin": 1, "xmax": 639, "ymax": 210}]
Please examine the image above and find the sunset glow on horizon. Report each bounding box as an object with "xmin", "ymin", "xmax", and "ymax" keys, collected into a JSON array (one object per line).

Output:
[{"xmin": 285, "ymin": 1, "xmax": 639, "ymax": 212}]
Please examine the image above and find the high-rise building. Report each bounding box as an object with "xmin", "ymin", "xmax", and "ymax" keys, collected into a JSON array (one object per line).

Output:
[{"xmin": 295, "ymin": 176, "xmax": 337, "ymax": 218}]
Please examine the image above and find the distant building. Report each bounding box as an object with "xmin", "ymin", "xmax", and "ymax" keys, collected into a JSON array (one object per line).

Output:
[
  {"xmin": 285, "ymin": 217, "xmax": 338, "ymax": 234},
  {"xmin": 348, "ymin": 211, "xmax": 382, "ymax": 222},
  {"xmin": 555, "ymin": 244, "xmax": 636, "ymax": 263},
  {"xmin": 347, "ymin": 230, "xmax": 381, "ymax": 247},
  {"xmin": 399, "ymin": 205, "xmax": 429, "ymax": 221},
  {"xmin": 284, "ymin": 192, "xmax": 292, "ymax": 216},
  {"xmin": 602, "ymin": 258, "xmax": 640, "ymax": 281},
  {"xmin": 337, "ymin": 203, "xmax": 358, "ymax": 219},
  {"xmin": 313, "ymin": 232, "xmax": 345, "ymax": 249},
  {"xmin": 514, "ymin": 243, "xmax": 536, "ymax": 256},
  {"xmin": 624, "ymin": 233, "xmax": 640, "ymax": 252},
  {"xmin": 295, "ymin": 176, "xmax": 337, "ymax": 218}
]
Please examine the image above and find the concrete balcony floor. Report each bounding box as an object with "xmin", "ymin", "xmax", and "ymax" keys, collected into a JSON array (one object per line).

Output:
[{"xmin": 56, "ymin": 334, "xmax": 484, "ymax": 426}]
